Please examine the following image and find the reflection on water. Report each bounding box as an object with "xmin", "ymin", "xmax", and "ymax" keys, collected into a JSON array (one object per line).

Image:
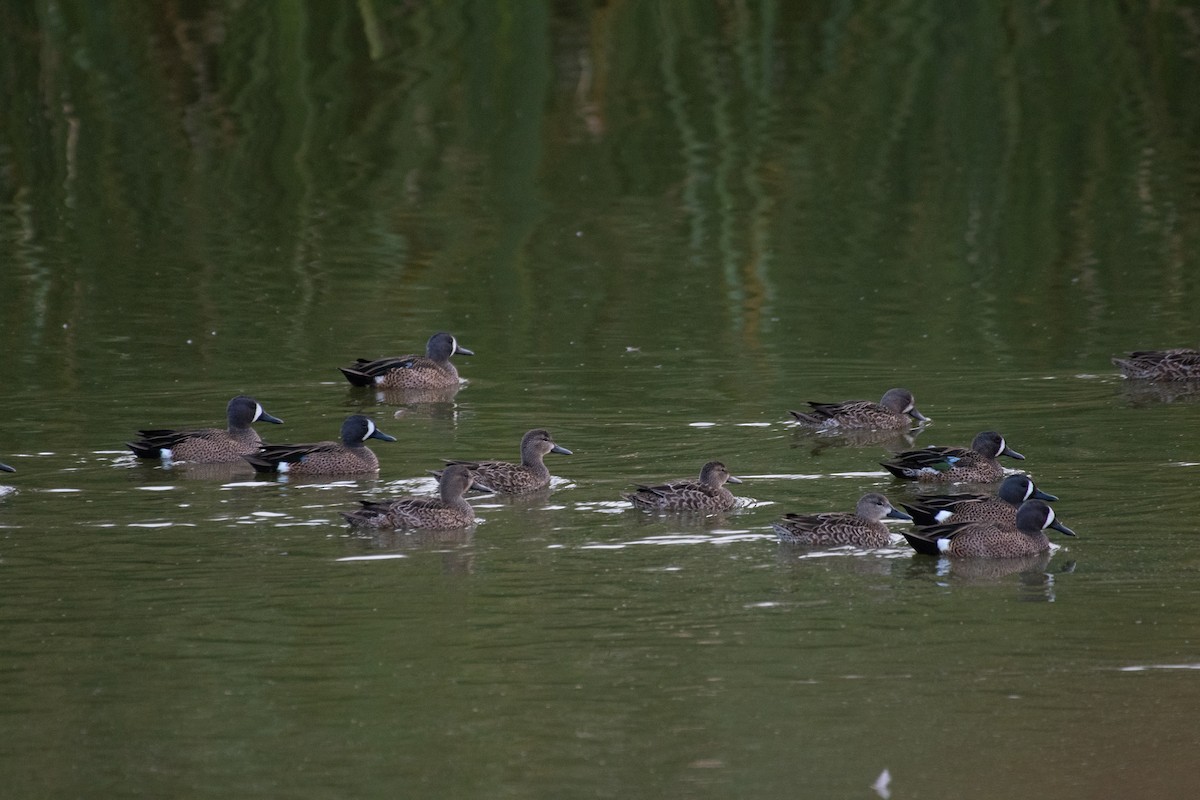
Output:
[{"xmin": 2, "ymin": 2, "xmax": 1200, "ymax": 798}]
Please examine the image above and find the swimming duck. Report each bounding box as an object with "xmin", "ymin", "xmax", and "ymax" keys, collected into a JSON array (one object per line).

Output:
[
  {"xmin": 342, "ymin": 464, "xmax": 477, "ymax": 529},
  {"xmin": 900, "ymin": 474, "xmax": 1057, "ymax": 526},
  {"xmin": 340, "ymin": 331, "xmax": 474, "ymax": 390},
  {"xmin": 436, "ymin": 429, "xmax": 571, "ymax": 494},
  {"xmin": 901, "ymin": 499, "xmax": 1075, "ymax": 558},
  {"xmin": 773, "ymin": 493, "xmax": 911, "ymax": 547},
  {"xmin": 243, "ymin": 415, "xmax": 395, "ymax": 475},
  {"xmin": 623, "ymin": 461, "xmax": 742, "ymax": 512},
  {"xmin": 126, "ymin": 396, "xmax": 283, "ymax": 463},
  {"xmin": 1112, "ymin": 349, "xmax": 1200, "ymax": 381},
  {"xmin": 789, "ymin": 388, "xmax": 928, "ymax": 431},
  {"xmin": 881, "ymin": 431, "xmax": 1023, "ymax": 483}
]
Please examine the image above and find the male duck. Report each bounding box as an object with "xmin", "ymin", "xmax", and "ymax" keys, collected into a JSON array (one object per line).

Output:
[
  {"xmin": 127, "ymin": 395, "xmax": 283, "ymax": 463},
  {"xmin": 773, "ymin": 493, "xmax": 911, "ymax": 547},
  {"xmin": 436, "ymin": 429, "xmax": 571, "ymax": 494},
  {"xmin": 901, "ymin": 499, "xmax": 1075, "ymax": 558},
  {"xmin": 901, "ymin": 474, "xmax": 1057, "ymax": 526},
  {"xmin": 789, "ymin": 388, "xmax": 928, "ymax": 431},
  {"xmin": 243, "ymin": 415, "xmax": 395, "ymax": 475},
  {"xmin": 340, "ymin": 331, "xmax": 474, "ymax": 390},
  {"xmin": 624, "ymin": 461, "xmax": 742, "ymax": 512},
  {"xmin": 342, "ymin": 464, "xmax": 477, "ymax": 529},
  {"xmin": 1112, "ymin": 348, "xmax": 1200, "ymax": 380},
  {"xmin": 881, "ymin": 430, "xmax": 1023, "ymax": 483}
]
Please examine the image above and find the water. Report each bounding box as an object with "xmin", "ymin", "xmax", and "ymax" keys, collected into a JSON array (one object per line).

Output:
[{"xmin": 3, "ymin": 3, "xmax": 1200, "ymax": 798}]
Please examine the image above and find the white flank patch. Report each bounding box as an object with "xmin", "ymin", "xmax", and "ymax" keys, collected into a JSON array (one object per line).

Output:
[
  {"xmin": 278, "ymin": 462, "xmax": 291, "ymax": 473},
  {"xmin": 937, "ymin": 539, "xmax": 952, "ymax": 554},
  {"xmin": 934, "ymin": 510, "xmax": 953, "ymax": 523}
]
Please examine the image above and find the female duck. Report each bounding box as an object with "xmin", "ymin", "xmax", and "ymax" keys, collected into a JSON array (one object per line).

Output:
[
  {"xmin": 773, "ymin": 493, "xmax": 911, "ymax": 547},
  {"xmin": 340, "ymin": 332, "xmax": 474, "ymax": 390},
  {"xmin": 624, "ymin": 461, "xmax": 742, "ymax": 512},
  {"xmin": 343, "ymin": 464, "xmax": 477, "ymax": 529},
  {"xmin": 901, "ymin": 499, "xmax": 1075, "ymax": 558},
  {"xmin": 438, "ymin": 429, "xmax": 571, "ymax": 494},
  {"xmin": 127, "ymin": 395, "xmax": 283, "ymax": 463},
  {"xmin": 881, "ymin": 430, "xmax": 1023, "ymax": 483},
  {"xmin": 243, "ymin": 415, "xmax": 395, "ymax": 475},
  {"xmin": 1112, "ymin": 348, "xmax": 1200, "ymax": 380},
  {"xmin": 789, "ymin": 388, "xmax": 928, "ymax": 431},
  {"xmin": 900, "ymin": 474, "xmax": 1057, "ymax": 525}
]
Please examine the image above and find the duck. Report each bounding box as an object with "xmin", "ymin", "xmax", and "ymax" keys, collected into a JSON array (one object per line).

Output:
[
  {"xmin": 435, "ymin": 429, "xmax": 571, "ymax": 494},
  {"xmin": 340, "ymin": 331, "xmax": 474, "ymax": 390},
  {"xmin": 623, "ymin": 461, "xmax": 742, "ymax": 512},
  {"xmin": 789, "ymin": 388, "xmax": 928, "ymax": 431},
  {"xmin": 900, "ymin": 499, "xmax": 1075, "ymax": 558},
  {"xmin": 772, "ymin": 493, "xmax": 912, "ymax": 547},
  {"xmin": 126, "ymin": 396, "xmax": 284, "ymax": 463},
  {"xmin": 243, "ymin": 415, "xmax": 395, "ymax": 475},
  {"xmin": 900, "ymin": 474, "xmax": 1057, "ymax": 526},
  {"xmin": 1112, "ymin": 348, "xmax": 1200, "ymax": 380},
  {"xmin": 881, "ymin": 430, "xmax": 1023, "ymax": 483},
  {"xmin": 342, "ymin": 464, "xmax": 477, "ymax": 529}
]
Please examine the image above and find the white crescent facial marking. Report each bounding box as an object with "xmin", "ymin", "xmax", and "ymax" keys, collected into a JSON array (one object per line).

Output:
[
  {"xmin": 364, "ymin": 419, "xmax": 376, "ymax": 442},
  {"xmin": 450, "ymin": 335, "xmax": 458, "ymax": 354},
  {"xmin": 253, "ymin": 402, "xmax": 264, "ymax": 422},
  {"xmin": 1023, "ymin": 480, "xmax": 1034, "ymax": 501},
  {"xmin": 997, "ymin": 436, "xmax": 1006, "ymax": 453},
  {"xmin": 1044, "ymin": 506, "xmax": 1056, "ymax": 528}
]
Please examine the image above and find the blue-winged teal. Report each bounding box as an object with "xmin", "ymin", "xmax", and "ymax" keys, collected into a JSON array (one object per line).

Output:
[
  {"xmin": 624, "ymin": 461, "xmax": 742, "ymax": 512},
  {"xmin": 127, "ymin": 396, "xmax": 284, "ymax": 463},
  {"xmin": 901, "ymin": 499, "xmax": 1075, "ymax": 558},
  {"xmin": 1113, "ymin": 348, "xmax": 1200, "ymax": 380},
  {"xmin": 342, "ymin": 464, "xmax": 477, "ymax": 529},
  {"xmin": 0, "ymin": 461, "xmax": 14, "ymax": 473},
  {"xmin": 243, "ymin": 415, "xmax": 395, "ymax": 475},
  {"xmin": 436, "ymin": 429, "xmax": 571, "ymax": 494},
  {"xmin": 881, "ymin": 431, "xmax": 1023, "ymax": 483},
  {"xmin": 901, "ymin": 474, "xmax": 1057, "ymax": 526},
  {"xmin": 340, "ymin": 332, "xmax": 474, "ymax": 390},
  {"xmin": 789, "ymin": 388, "xmax": 928, "ymax": 431},
  {"xmin": 773, "ymin": 493, "xmax": 911, "ymax": 547}
]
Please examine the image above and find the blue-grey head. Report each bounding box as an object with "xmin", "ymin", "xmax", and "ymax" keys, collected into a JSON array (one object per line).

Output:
[
  {"xmin": 340, "ymin": 415, "xmax": 397, "ymax": 446},
  {"xmin": 228, "ymin": 395, "xmax": 284, "ymax": 428},
  {"xmin": 426, "ymin": 332, "xmax": 474, "ymax": 361},
  {"xmin": 880, "ymin": 388, "xmax": 928, "ymax": 422},
  {"xmin": 997, "ymin": 474, "xmax": 1057, "ymax": 506},
  {"xmin": 1015, "ymin": 499, "xmax": 1075, "ymax": 537},
  {"xmin": 972, "ymin": 431, "xmax": 1024, "ymax": 460}
]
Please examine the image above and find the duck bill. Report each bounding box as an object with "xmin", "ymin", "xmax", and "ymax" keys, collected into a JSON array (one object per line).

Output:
[
  {"xmin": 887, "ymin": 508, "xmax": 913, "ymax": 521},
  {"xmin": 908, "ymin": 408, "xmax": 930, "ymax": 422},
  {"xmin": 369, "ymin": 429, "xmax": 398, "ymax": 442},
  {"xmin": 0, "ymin": 462, "xmax": 14, "ymax": 473},
  {"xmin": 725, "ymin": 475, "xmax": 743, "ymax": 484},
  {"xmin": 1032, "ymin": 488, "xmax": 1058, "ymax": 502},
  {"xmin": 259, "ymin": 411, "xmax": 284, "ymax": 425},
  {"xmin": 550, "ymin": 445, "xmax": 573, "ymax": 455},
  {"xmin": 1001, "ymin": 447, "xmax": 1025, "ymax": 460},
  {"xmin": 1050, "ymin": 519, "xmax": 1077, "ymax": 537},
  {"xmin": 454, "ymin": 345, "xmax": 475, "ymax": 356}
]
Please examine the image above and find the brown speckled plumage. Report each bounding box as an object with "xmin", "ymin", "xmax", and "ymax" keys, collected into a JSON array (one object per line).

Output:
[
  {"xmin": 127, "ymin": 396, "xmax": 283, "ymax": 464},
  {"xmin": 1112, "ymin": 348, "xmax": 1200, "ymax": 381},
  {"xmin": 773, "ymin": 493, "xmax": 911, "ymax": 547},
  {"xmin": 437, "ymin": 429, "xmax": 571, "ymax": 494},
  {"xmin": 881, "ymin": 431, "xmax": 1024, "ymax": 483},
  {"xmin": 343, "ymin": 464, "xmax": 477, "ymax": 530},
  {"xmin": 624, "ymin": 461, "xmax": 742, "ymax": 512},
  {"xmin": 789, "ymin": 388, "xmax": 928, "ymax": 431},
  {"xmin": 901, "ymin": 474, "xmax": 1057, "ymax": 525},
  {"xmin": 340, "ymin": 332, "xmax": 474, "ymax": 390},
  {"xmin": 243, "ymin": 415, "xmax": 395, "ymax": 475},
  {"xmin": 901, "ymin": 500, "xmax": 1075, "ymax": 558}
]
